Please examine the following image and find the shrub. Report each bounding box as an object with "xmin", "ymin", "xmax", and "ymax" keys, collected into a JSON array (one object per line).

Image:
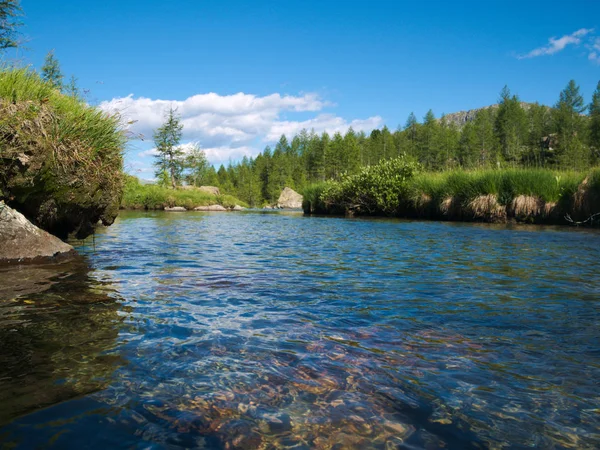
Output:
[{"xmin": 319, "ymin": 155, "xmax": 420, "ymax": 215}]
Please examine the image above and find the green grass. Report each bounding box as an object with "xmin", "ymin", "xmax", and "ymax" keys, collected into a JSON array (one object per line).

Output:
[
  {"xmin": 410, "ymin": 168, "xmax": 588, "ymax": 206},
  {"xmin": 0, "ymin": 66, "xmax": 126, "ymax": 238},
  {"xmin": 309, "ymin": 160, "xmax": 599, "ymax": 224},
  {"xmin": 121, "ymin": 176, "xmax": 248, "ymax": 210},
  {"xmin": 301, "ymin": 182, "xmax": 332, "ymax": 213}
]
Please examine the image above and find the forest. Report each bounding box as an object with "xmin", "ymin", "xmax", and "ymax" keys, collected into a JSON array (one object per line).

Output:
[{"xmin": 184, "ymin": 80, "xmax": 600, "ymax": 207}]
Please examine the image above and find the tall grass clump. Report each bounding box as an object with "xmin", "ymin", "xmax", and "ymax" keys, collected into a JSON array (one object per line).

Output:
[
  {"xmin": 0, "ymin": 67, "xmax": 126, "ymax": 238},
  {"xmin": 301, "ymin": 182, "xmax": 332, "ymax": 214}
]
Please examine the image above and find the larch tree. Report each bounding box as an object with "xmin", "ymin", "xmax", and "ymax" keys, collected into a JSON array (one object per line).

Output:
[
  {"xmin": 41, "ymin": 50, "xmax": 64, "ymax": 90},
  {"xmin": 0, "ymin": 0, "xmax": 22, "ymax": 52},
  {"xmin": 553, "ymin": 80, "xmax": 589, "ymax": 168},
  {"xmin": 589, "ymin": 81, "xmax": 600, "ymax": 162},
  {"xmin": 153, "ymin": 107, "xmax": 184, "ymax": 189}
]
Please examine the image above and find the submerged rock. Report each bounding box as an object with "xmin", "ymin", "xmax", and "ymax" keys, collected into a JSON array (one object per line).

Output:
[
  {"xmin": 0, "ymin": 201, "xmax": 76, "ymax": 264},
  {"xmin": 277, "ymin": 187, "xmax": 303, "ymax": 209},
  {"xmin": 194, "ymin": 205, "xmax": 228, "ymax": 211}
]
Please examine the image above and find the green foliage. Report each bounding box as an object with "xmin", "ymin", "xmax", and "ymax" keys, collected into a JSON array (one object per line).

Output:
[
  {"xmin": 121, "ymin": 175, "xmax": 248, "ymax": 210},
  {"xmin": 319, "ymin": 155, "xmax": 420, "ymax": 215},
  {"xmin": 0, "ymin": 0, "xmax": 22, "ymax": 51},
  {"xmin": 0, "ymin": 66, "xmax": 125, "ymax": 237},
  {"xmin": 410, "ymin": 169, "xmax": 586, "ymax": 207},
  {"xmin": 41, "ymin": 50, "xmax": 64, "ymax": 90},
  {"xmin": 184, "ymin": 143, "xmax": 210, "ymax": 186},
  {"xmin": 153, "ymin": 107, "xmax": 184, "ymax": 189}
]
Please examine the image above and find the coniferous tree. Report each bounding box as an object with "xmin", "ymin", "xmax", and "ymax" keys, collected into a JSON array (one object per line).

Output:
[
  {"xmin": 153, "ymin": 107, "xmax": 184, "ymax": 189},
  {"xmin": 589, "ymin": 81, "xmax": 600, "ymax": 163},
  {"xmin": 184, "ymin": 144, "xmax": 209, "ymax": 186},
  {"xmin": 495, "ymin": 86, "xmax": 528, "ymax": 166},
  {"xmin": 0, "ymin": 0, "xmax": 22, "ymax": 51},
  {"xmin": 553, "ymin": 80, "xmax": 589, "ymax": 168},
  {"xmin": 41, "ymin": 50, "xmax": 64, "ymax": 90}
]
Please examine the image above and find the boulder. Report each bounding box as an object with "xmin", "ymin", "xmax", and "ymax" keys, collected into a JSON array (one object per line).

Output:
[
  {"xmin": 232, "ymin": 205, "xmax": 245, "ymax": 211},
  {"xmin": 277, "ymin": 187, "xmax": 303, "ymax": 209},
  {"xmin": 198, "ymin": 186, "xmax": 221, "ymax": 196},
  {"xmin": 0, "ymin": 201, "xmax": 76, "ymax": 264},
  {"xmin": 194, "ymin": 204, "xmax": 228, "ymax": 211},
  {"xmin": 164, "ymin": 206, "xmax": 187, "ymax": 212}
]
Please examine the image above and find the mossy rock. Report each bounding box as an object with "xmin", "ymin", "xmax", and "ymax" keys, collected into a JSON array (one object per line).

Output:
[{"xmin": 0, "ymin": 95, "xmax": 125, "ymax": 238}]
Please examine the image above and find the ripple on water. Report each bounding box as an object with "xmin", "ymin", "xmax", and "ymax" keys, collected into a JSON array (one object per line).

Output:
[{"xmin": 0, "ymin": 212, "xmax": 599, "ymax": 449}]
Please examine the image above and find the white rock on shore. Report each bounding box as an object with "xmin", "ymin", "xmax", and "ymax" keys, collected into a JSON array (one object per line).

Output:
[{"xmin": 194, "ymin": 205, "xmax": 228, "ymax": 211}]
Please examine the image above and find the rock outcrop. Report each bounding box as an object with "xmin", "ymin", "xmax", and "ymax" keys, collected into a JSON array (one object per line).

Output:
[
  {"xmin": 0, "ymin": 201, "xmax": 76, "ymax": 264},
  {"xmin": 194, "ymin": 205, "xmax": 228, "ymax": 211},
  {"xmin": 277, "ymin": 187, "xmax": 303, "ymax": 209},
  {"xmin": 232, "ymin": 205, "xmax": 245, "ymax": 211},
  {"xmin": 199, "ymin": 186, "xmax": 221, "ymax": 196},
  {"xmin": 164, "ymin": 206, "xmax": 187, "ymax": 212}
]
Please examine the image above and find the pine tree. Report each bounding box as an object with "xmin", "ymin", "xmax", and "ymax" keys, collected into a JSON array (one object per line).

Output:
[
  {"xmin": 474, "ymin": 109, "xmax": 499, "ymax": 167},
  {"xmin": 184, "ymin": 144, "xmax": 209, "ymax": 186},
  {"xmin": 589, "ymin": 81, "xmax": 600, "ymax": 163},
  {"xmin": 495, "ymin": 86, "xmax": 528, "ymax": 166},
  {"xmin": 65, "ymin": 75, "xmax": 81, "ymax": 99},
  {"xmin": 553, "ymin": 80, "xmax": 589, "ymax": 168},
  {"xmin": 417, "ymin": 110, "xmax": 439, "ymax": 169},
  {"xmin": 41, "ymin": 50, "xmax": 64, "ymax": 90},
  {"xmin": 153, "ymin": 107, "xmax": 184, "ymax": 189},
  {"xmin": 0, "ymin": 0, "xmax": 22, "ymax": 51}
]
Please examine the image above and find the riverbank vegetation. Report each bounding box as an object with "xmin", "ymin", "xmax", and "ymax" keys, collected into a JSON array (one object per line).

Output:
[
  {"xmin": 207, "ymin": 81, "xmax": 600, "ymax": 209},
  {"xmin": 302, "ymin": 156, "xmax": 600, "ymax": 224},
  {"xmin": 121, "ymin": 176, "xmax": 247, "ymax": 210},
  {"xmin": 0, "ymin": 67, "xmax": 126, "ymax": 237}
]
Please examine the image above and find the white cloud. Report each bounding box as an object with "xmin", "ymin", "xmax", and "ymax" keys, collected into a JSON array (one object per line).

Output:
[
  {"xmin": 137, "ymin": 142, "xmax": 255, "ymax": 167},
  {"xmin": 101, "ymin": 91, "xmax": 381, "ymax": 166},
  {"xmin": 265, "ymin": 114, "xmax": 384, "ymax": 141},
  {"xmin": 517, "ymin": 28, "xmax": 595, "ymax": 59}
]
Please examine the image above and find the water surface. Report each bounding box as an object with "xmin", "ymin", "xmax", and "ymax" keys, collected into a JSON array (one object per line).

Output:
[{"xmin": 1, "ymin": 211, "xmax": 599, "ymax": 449}]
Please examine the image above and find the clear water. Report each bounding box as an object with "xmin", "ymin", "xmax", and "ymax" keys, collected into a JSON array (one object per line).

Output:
[{"xmin": 1, "ymin": 211, "xmax": 599, "ymax": 449}]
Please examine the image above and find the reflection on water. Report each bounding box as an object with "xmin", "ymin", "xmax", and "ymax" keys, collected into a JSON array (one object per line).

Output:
[
  {"xmin": 1, "ymin": 211, "xmax": 599, "ymax": 449},
  {"xmin": 0, "ymin": 259, "xmax": 126, "ymax": 427}
]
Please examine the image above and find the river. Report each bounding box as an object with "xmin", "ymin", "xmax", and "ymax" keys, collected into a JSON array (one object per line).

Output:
[{"xmin": 1, "ymin": 211, "xmax": 599, "ymax": 449}]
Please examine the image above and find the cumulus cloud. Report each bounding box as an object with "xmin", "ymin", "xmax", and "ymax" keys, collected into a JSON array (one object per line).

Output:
[
  {"xmin": 100, "ymin": 92, "xmax": 327, "ymax": 145},
  {"xmin": 137, "ymin": 142, "xmax": 254, "ymax": 166},
  {"xmin": 517, "ymin": 28, "xmax": 596, "ymax": 60},
  {"xmin": 100, "ymin": 91, "xmax": 382, "ymax": 165},
  {"xmin": 265, "ymin": 114, "xmax": 384, "ymax": 141}
]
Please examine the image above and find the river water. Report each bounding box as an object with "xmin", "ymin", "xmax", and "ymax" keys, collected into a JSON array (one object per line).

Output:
[{"xmin": 0, "ymin": 211, "xmax": 599, "ymax": 449}]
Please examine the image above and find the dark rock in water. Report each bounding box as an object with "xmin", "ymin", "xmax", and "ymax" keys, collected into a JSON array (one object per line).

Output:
[
  {"xmin": 0, "ymin": 201, "xmax": 76, "ymax": 264},
  {"xmin": 215, "ymin": 419, "xmax": 262, "ymax": 449}
]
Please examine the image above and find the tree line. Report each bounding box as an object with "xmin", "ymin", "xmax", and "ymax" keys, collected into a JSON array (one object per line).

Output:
[{"xmin": 178, "ymin": 80, "xmax": 597, "ymax": 206}]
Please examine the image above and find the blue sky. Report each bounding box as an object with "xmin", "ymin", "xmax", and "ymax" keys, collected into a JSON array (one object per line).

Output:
[{"xmin": 14, "ymin": 0, "xmax": 600, "ymax": 176}]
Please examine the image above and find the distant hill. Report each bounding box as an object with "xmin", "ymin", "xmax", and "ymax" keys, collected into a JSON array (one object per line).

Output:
[{"xmin": 440, "ymin": 102, "xmax": 538, "ymax": 128}]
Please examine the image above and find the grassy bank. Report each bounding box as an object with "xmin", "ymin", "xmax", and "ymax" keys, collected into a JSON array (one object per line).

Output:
[
  {"xmin": 121, "ymin": 176, "xmax": 248, "ymax": 210},
  {"xmin": 0, "ymin": 67, "xmax": 125, "ymax": 238},
  {"xmin": 303, "ymin": 157, "xmax": 600, "ymax": 225}
]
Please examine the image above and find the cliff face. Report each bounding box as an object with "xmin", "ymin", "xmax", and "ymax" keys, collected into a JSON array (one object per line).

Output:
[{"xmin": 441, "ymin": 102, "xmax": 535, "ymax": 128}]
